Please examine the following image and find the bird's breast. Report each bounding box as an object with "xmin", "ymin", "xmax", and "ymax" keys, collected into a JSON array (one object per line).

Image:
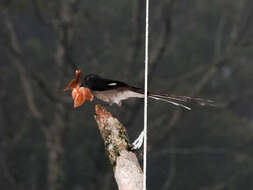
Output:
[{"xmin": 93, "ymin": 89, "xmax": 144, "ymax": 106}]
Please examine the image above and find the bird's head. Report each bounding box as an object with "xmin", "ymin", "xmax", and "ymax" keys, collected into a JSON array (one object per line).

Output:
[{"xmin": 83, "ymin": 74, "xmax": 101, "ymax": 89}]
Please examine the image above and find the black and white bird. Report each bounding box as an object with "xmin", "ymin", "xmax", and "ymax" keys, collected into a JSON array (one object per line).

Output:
[
  {"xmin": 82, "ymin": 73, "xmax": 216, "ymax": 149},
  {"xmin": 82, "ymin": 74, "xmax": 215, "ymax": 110}
]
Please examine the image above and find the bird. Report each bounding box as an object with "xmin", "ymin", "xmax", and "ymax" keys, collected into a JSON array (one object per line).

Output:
[
  {"xmin": 82, "ymin": 73, "xmax": 215, "ymax": 110},
  {"xmin": 81, "ymin": 73, "xmax": 216, "ymax": 149}
]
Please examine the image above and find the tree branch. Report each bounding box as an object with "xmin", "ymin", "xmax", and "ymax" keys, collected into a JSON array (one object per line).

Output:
[
  {"xmin": 4, "ymin": 12, "xmax": 43, "ymax": 121},
  {"xmin": 126, "ymin": 0, "xmax": 144, "ymax": 68},
  {"xmin": 151, "ymin": 5, "xmax": 249, "ymax": 148},
  {"xmin": 94, "ymin": 105, "xmax": 143, "ymax": 190},
  {"xmin": 123, "ymin": 0, "xmax": 176, "ymax": 128}
]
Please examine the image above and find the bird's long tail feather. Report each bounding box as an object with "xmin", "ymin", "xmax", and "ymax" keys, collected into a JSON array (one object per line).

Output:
[
  {"xmin": 148, "ymin": 95, "xmax": 192, "ymax": 110},
  {"xmin": 130, "ymin": 87, "xmax": 216, "ymax": 110},
  {"xmin": 148, "ymin": 91, "xmax": 216, "ymax": 110}
]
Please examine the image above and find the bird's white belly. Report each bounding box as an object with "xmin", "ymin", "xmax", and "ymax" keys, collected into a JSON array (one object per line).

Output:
[{"xmin": 93, "ymin": 90, "xmax": 144, "ymax": 106}]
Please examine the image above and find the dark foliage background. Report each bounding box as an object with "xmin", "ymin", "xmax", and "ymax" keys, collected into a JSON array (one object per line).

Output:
[{"xmin": 1, "ymin": 0, "xmax": 253, "ymax": 189}]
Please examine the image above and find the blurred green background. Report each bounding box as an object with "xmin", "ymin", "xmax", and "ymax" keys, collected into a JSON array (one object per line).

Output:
[{"xmin": 1, "ymin": 0, "xmax": 253, "ymax": 189}]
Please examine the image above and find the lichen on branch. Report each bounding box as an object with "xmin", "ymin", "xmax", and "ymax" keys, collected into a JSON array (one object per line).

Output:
[
  {"xmin": 94, "ymin": 105, "xmax": 130, "ymax": 165},
  {"xmin": 94, "ymin": 105, "xmax": 143, "ymax": 190}
]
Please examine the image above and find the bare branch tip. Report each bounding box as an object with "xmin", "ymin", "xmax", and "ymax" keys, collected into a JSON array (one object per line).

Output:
[{"xmin": 95, "ymin": 104, "xmax": 112, "ymax": 118}]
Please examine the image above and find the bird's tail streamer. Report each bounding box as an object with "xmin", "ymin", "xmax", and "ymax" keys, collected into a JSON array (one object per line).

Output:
[
  {"xmin": 130, "ymin": 87, "xmax": 216, "ymax": 110},
  {"xmin": 148, "ymin": 91, "xmax": 216, "ymax": 110}
]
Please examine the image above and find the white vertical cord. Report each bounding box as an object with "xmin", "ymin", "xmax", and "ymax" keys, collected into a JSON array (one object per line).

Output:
[{"xmin": 143, "ymin": 0, "xmax": 149, "ymax": 189}]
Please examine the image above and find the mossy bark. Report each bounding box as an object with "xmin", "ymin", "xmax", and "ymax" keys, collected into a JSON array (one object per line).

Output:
[{"xmin": 94, "ymin": 105, "xmax": 143, "ymax": 190}]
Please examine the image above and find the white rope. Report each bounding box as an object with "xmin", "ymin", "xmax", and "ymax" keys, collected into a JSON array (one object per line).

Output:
[{"xmin": 143, "ymin": 0, "xmax": 149, "ymax": 188}]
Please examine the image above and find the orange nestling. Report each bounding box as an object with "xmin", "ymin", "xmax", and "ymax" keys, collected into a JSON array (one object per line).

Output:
[{"xmin": 64, "ymin": 70, "xmax": 94, "ymax": 108}]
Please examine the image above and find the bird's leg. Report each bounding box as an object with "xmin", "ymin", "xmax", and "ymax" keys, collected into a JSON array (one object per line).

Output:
[{"xmin": 131, "ymin": 130, "xmax": 144, "ymax": 150}]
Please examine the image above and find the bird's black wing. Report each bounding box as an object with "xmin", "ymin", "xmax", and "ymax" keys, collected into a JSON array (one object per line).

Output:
[
  {"xmin": 96, "ymin": 78, "xmax": 129, "ymax": 91},
  {"xmin": 84, "ymin": 74, "xmax": 130, "ymax": 91}
]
